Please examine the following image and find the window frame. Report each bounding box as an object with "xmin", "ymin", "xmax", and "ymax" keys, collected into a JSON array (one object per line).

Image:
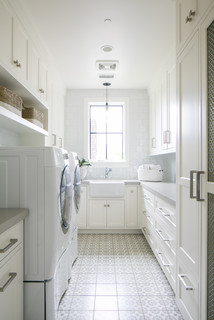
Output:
[{"xmin": 84, "ymin": 97, "xmax": 129, "ymax": 168}]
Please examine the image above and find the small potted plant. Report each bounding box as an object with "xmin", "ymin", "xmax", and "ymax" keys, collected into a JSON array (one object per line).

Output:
[{"xmin": 78, "ymin": 158, "xmax": 91, "ymax": 180}]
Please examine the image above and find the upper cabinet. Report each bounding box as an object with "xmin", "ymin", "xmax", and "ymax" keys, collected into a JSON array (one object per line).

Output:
[
  {"xmin": 177, "ymin": 0, "xmax": 213, "ymax": 52},
  {"xmin": 149, "ymin": 59, "xmax": 176, "ymax": 155},
  {"xmin": 0, "ymin": 0, "xmax": 65, "ymax": 147},
  {"xmin": 12, "ymin": 16, "xmax": 29, "ymax": 84}
]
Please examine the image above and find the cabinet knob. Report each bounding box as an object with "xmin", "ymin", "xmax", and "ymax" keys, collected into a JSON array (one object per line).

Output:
[
  {"xmin": 13, "ymin": 60, "xmax": 21, "ymax": 67},
  {"xmin": 39, "ymin": 88, "xmax": 45, "ymax": 93},
  {"xmin": 185, "ymin": 9, "xmax": 195, "ymax": 23}
]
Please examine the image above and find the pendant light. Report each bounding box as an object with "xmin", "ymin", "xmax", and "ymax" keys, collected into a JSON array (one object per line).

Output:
[{"xmin": 103, "ymin": 82, "xmax": 111, "ymax": 108}]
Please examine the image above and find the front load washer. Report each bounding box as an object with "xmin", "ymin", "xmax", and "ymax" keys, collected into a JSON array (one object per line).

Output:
[
  {"xmin": 68, "ymin": 152, "xmax": 81, "ymax": 278},
  {"xmin": 0, "ymin": 146, "xmax": 73, "ymax": 320}
]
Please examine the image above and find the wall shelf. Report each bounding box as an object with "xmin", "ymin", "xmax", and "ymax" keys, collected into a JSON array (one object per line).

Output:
[{"xmin": 0, "ymin": 106, "xmax": 48, "ymax": 136}]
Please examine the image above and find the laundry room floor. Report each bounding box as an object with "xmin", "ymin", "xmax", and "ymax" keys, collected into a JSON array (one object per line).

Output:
[{"xmin": 57, "ymin": 234, "xmax": 183, "ymax": 320}]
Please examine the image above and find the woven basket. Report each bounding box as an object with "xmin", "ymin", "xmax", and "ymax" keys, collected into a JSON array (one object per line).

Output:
[
  {"xmin": 22, "ymin": 107, "xmax": 44, "ymax": 128},
  {"xmin": 0, "ymin": 86, "xmax": 22, "ymax": 116}
]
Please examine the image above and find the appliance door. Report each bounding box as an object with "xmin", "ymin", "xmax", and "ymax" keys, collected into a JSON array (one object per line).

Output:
[
  {"xmin": 74, "ymin": 164, "xmax": 81, "ymax": 212},
  {"xmin": 60, "ymin": 165, "xmax": 73, "ymax": 233}
]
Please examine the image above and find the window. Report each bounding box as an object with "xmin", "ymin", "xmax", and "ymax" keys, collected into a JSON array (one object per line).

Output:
[{"xmin": 85, "ymin": 99, "xmax": 129, "ymax": 167}]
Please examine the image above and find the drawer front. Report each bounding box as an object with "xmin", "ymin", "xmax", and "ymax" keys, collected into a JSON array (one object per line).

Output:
[
  {"xmin": 142, "ymin": 222, "xmax": 156, "ymax": 250},
  {"xmin": 0, "ymin": 246, "xmax": 23, "ymax": 320},
  {"xmin": 143, "ymin": 189, "xmax": 155, "ymax": 208},
  {"xmin": 155, "ymin": 197, "xmax": 176, "ymax": 229},
  {"xmin": 142, "ymin": 208, "xmax": 155, "ymax": 226},
  {"xmin": 154, "ymin": 218, "xmax": 176, "ymax": 256},
  {"xmin": 0, "ymin": 222, "xmax": 23, "ymax": 262},
  {"xmin": 155, "ymin": 241, "xmax": 176, "ymax": 292}
]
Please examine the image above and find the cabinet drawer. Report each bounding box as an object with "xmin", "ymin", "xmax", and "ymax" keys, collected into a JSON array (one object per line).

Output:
[
  {"xmin": 177, "ymin": 263, "xmax": 198, "ymax": 319},
  {"xmin": 155, "ymin": 218, "xmax": 176, "ymax": 256},
  {"xmin": 155, "ymin": 242, "xmax": 176, "ymax": 292},
  {"xmin": 142, "ymin": 223, "xmax": 156, "ymax": 250},
  {"xmin": 0, "ymin": 222, "xmax": 23, "ymax": 262},
  {"xmin": 142, "ymin": 189, "xmax": 155, "ymax": 214},
  {"xmin": 155, "ymin": 197, "xmax": 176, "ymax": 228},
  {"xmin": 0, "ymin": 246, "xmax": 23, "ymax": 320},
  {"xmin": 142, "ymin": 208, "xmax": 155, "ymax": 226}
]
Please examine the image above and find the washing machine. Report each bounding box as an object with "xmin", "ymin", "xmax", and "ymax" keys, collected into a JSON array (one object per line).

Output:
[
  {"xmin": 68, "ymin": 152, "xmax": 81, "ymax": 278},
  {"xmin": 0, "ymin": 146, "xmax": 73, "ymax": 320}
]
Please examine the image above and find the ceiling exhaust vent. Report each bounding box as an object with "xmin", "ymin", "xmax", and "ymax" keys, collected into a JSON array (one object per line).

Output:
[
  {"xmin": 96, "ymin": 60, "xmax": 119, "ymax": 72},
  {"xmin": 99, "ymin": 74, "xmax": 115, "ymax": 79}
]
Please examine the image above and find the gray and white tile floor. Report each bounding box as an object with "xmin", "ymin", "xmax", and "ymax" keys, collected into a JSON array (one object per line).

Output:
[{"xmin": 57, "ymin": 234, "xmax": 183, "ymax": 320}]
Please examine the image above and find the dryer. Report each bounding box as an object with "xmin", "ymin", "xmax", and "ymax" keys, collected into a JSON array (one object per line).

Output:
[
  {"xmin": 0, "ymin": 147, "xmax": 73, "ymax": 320},
  {"xmin": 68, "ymin": 152, "xmax": 81, "ymax": 277}
]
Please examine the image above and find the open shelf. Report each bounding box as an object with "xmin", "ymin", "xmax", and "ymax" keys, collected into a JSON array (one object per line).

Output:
[{"xmin": 0, "ymin": 106, "xmax": 48, "ymax": 135}]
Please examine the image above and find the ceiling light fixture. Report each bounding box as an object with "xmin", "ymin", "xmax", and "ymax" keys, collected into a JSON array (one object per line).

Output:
[
  {"xmin": 104, "ymin": 18, "xmax": 112, "ymax": 23},
  {"xmin": 103, "ymin": 82, "xmax": 111, "ymax": 107},
  {"xmin": 101, "ymin": 45, "xmax": 113, "ymax": 53}
]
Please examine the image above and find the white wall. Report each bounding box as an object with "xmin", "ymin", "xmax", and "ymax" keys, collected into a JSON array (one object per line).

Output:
[{"xmin": 64, "ymin": 89, "xmax": 150, "ymax": 180}]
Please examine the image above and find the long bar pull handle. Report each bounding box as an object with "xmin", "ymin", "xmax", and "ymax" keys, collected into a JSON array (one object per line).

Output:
[
  {"xmin": 155, "ymin": 229, "xmax": 171, "ymax": 242},
  {"xmin": 178, "ymin": 274, "xmax": 193, "ymax": 291},
  {"xmin": 157, "ymin": 252, "xmax": 171, "ymax": 267},
  {"xmin": 196, "ymin": 171, "xmax": 205, "ymax": 201},
  {"xmin": 0, "ymin": 239, "xmax": 18, "ymax": 253},
  {"xmin": 190, "ymin": 170, "xmax": 197, "ymax": 199},
  {"xmin": 0, "ymin": 273, "xmax": 17, "ymax": 292}
]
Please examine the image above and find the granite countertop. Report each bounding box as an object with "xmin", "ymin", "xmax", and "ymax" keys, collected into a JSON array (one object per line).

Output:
[
  {"xmin": 0, "ymin": 208, "xmax": 29, "ymax": 235},
  {"xmin": 140, "ymin": 181, "xmax": 176, "ymax": 206}
]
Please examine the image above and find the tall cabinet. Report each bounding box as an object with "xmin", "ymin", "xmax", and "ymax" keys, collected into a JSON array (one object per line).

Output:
[{"xmin": 176, "ymin": 1, "xmax": 214, "ymax": 319}]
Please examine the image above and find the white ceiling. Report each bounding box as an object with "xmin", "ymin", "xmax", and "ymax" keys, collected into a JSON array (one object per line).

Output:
[{"xmin": 20, "ymin": 0, "xmax": 176, "ymax": 90}]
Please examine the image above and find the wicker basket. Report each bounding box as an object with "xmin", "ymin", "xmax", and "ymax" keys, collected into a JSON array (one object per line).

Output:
[
  {"xmin": 22, "ymin": 107, "xmax": 44, "ymax": 128},
  {"xmin": 0, "ymin": 86, "xmax": 22, "ymax": 116}
]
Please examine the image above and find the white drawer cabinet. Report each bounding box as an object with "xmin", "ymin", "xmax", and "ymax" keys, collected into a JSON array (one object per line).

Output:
[
  {"xmin": 0, "ymin": 221, "xmax": 23, "ymax": 320},
  {"xmin": 141, "ymin": 186, "xmax": 176, "ymax": 292}
]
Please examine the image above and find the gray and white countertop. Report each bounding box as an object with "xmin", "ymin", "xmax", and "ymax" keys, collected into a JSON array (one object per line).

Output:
[
  {"xmin": 0, "ymin": 208, "xmax": 29, "ymax": 235},
  {"xmin": 140, "ymin": 181, "xmax": 176, "ymax": 206},
  {"xmin": 82, "ymin": 180, "xmax": 140, "ymax": 185}
]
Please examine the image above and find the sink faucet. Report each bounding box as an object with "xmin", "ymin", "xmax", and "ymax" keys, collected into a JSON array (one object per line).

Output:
[{"xmin": 105, "ymin": 167, "xmax": 112, "ymax": 179}]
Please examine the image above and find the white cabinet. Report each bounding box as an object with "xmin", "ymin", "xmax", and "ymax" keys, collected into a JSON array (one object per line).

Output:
[
  {"xmin": 176, "ymin": 31, "xmax": 200, "ymax": 320},
  {"xmin": 0, "ymin": 1, "xmax": 12, "ymax": 70},
  {"xmin": 51, "ymin": 84, "xmax": 64, "ymax": 148},
  {"xmin": 149, "ymin": 63, "xmax": 176, "ymax": 155},
  {"xmin": 125, "ymin": 186, "xmax": 138, "ymax": 228},
  {"xmin": 30, "ymin": 46, "xmax": 48, "ymax": 105},
  {"xmin": 88, "ymin": 199, "xmax": 125, "ymax": 228},
  {"xmin": 176, "ymin": 0, "xmax": 213, "ymax": 53},
  {"xmin": 141, "ymin": 186, "xmax": 176, "ymax": 292},
  {"xmin": 12, "ymin": 16, "xmax": 29, "ymax": 84},
  {"xmin": 0, "ymin": 222, "xmax": 23, "ymax": 320},
  {"xmin": 77, "ymin": 186, "xmax": 87, "ymax": 228}
]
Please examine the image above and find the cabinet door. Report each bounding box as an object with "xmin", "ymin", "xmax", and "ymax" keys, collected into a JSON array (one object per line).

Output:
[
  {"xmin": 0, "ymin": 247, "xmax": 23, "ymax": 320},
  {"xmin": 168, "ymin": 64, "xmax": 176, "ymax": 150},
  {"xmin": 161, "ymin": 72, "xmax": 168, "ymax": 151},
  {"xmin": 176, "ymin": 32, "xmax": 200, "ymax": 320},
  {"xmin": 30, "ymin": 45, "xmax": 40, "ymax": 96},
  {"xmin": 177, "ymin": 0, "xmax": 198, "ymax": 52},
  {"xmin": 38, "ymin": 59, "xmax": 48, "ymax": 104},
  {"xmin": 88, "ymin": 200, "xmax": 106, "ymax": 228},
  {"xmin": 0, "ymin": 1, "xmax": 12, "ymax": 69},
  {"xmin": 125, "ymin": 186, "xmax": 138, "ymax": 228},
  {"xmin": 107, "ymin": 200, "xmax": 125, "ymax": 228},
  {"xmin": 77, "ymin": 187, "xmax": 87, "ymax": 228},
  {"xmin": 12, "ymin": 17, "xmax": 29, "ymax": 82},
  {"xmin": 149, "ymin": 91, "xmax": 157, "ymax": 153}
]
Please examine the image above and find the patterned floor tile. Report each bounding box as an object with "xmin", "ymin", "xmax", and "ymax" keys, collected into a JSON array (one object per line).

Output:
[
  {"xmin": 94, "ymin": 311, "xmax": 119, "ymax": 320},
  {"xmin": 73, "ymin": 283, "xmax": 96, "ymax": 295},
  {"xmin": 143, "ymin": 310, "xmax": 170, "ymax": 320},
  {"xmin": 140, "ymin": 295, "xmax": 166, "ymax": 311},
  {"xmin": 118, "ymin": 296, "xmax": 142, "ymax": 311},
  {"xmin": 70, "ymin": 296, "xmax": 95, "ymax": 311},
  {"xmin": 94, "ymin": 296, "xmax": 118, "ymax": 310},
  {"xmin": 66, "ymin": 311, "xmax": 93, "ymax": 320},
  {"xmin": 119, "ymin": 311, "xmax": 145, "ymax": 320},
  {"xmin": 96, "ymin": 283, "xmax": 117, "ymax": 295}
]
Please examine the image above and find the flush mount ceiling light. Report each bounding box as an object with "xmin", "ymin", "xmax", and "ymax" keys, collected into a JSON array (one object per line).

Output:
[
  {"xmin": 103, "ymin": 82, "xmax": 111, "ymax": 107},
  {"xmin": 104, "ymin": 18, "xmax": 112, "ymax": 23},
  {"xmin": 101, "ymin": 45, "xmax": 113, "ymax": 53}
]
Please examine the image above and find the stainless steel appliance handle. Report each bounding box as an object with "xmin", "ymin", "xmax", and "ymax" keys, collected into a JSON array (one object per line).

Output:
[
  {"xmin": 196, "ymin": 171, "xmax": 205, "ymax": 201},
  {"xmin": 0, "ymin": 239, "xmax": 18, "ymax": 253},
  {"xmin": 0, "ymin": 273, "xmax": 17, "ymax": 292},
  {"xmin": 190, "ymin": 170, "xmax": 197, "ymax": 199},
  {"xmin": 178, "ymin": 274, "xmax": 193, "ymax": 291}
]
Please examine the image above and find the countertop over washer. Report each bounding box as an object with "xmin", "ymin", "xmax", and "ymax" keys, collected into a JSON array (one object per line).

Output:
[{"xmin": 0, "ymin": 208, "xmax": 29, "ymax": 234}]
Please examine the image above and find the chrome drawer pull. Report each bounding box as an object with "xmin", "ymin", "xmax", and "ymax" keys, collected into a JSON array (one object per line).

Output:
[
  {"xmin": 178, "ymin": 274, "xmax": 193, "ymax": 291},
  {"xmin": 158, "ymin": 208, "xmax": 170, "ymax": 216},
  {"xmin": 0, "ymin": 239, "xmax": 18, "ymax": 253},
  {"xmin": 157, "ymin": 252, "xmax": 171, "ymax": 267},
  {"xmin": 0, "ymin": 273, "xmax": 17, "ymax": 292},
  {"xmin": 155, "ymin": 229, "xmax": 171, "ymax": 242},
  {"xmin": 142, "ymin": 227, "xmax": 150, "ymax": 236}
]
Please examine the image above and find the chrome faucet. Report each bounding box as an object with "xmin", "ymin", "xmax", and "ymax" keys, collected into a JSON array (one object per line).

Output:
[{"xmin": 105, "ymin": 167, "xmax": 112, "ymax": 179}]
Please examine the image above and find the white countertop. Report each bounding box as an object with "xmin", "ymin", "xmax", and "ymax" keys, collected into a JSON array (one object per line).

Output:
[
  {"xmin": 0, "ymin": 208, "xmax": 29, "ymax": 234},
  {"xmin": 140, "ymin": 181, "xmax": 176, "ymax": 206},
  {"xmin": 82, "ymin": 179, "xmax": 140, "ymax": 185}
]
